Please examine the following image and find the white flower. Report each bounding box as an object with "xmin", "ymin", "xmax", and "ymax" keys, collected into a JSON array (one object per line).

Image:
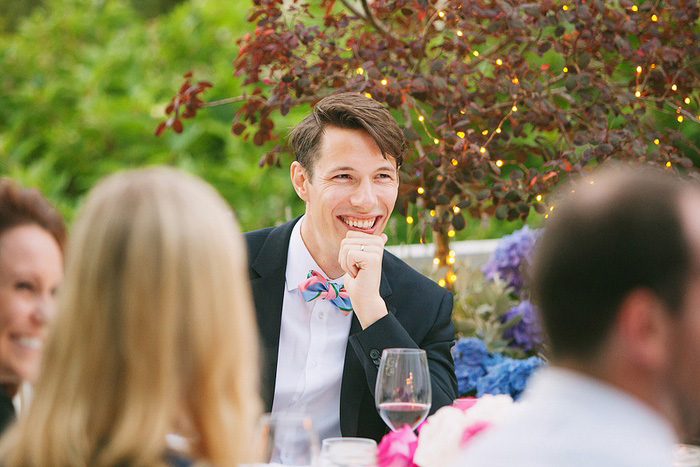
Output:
[{"xmin": 413, "ymin": 395, "xmax": 514, "ymax": 467}]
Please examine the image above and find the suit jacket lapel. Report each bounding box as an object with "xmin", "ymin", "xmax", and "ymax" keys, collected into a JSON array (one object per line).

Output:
[
  {"xmin": 250, "ymin": 218, "xmax": 299, "ymax": 412},
  {"xmin": 340, "ymin": 262, "xmax": 394, "ymax": 436}
]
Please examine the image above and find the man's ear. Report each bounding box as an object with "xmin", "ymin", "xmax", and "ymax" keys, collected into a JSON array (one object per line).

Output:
[
  {"xmin": 616, "ymin": 289, "xmax": 672, "ymax": 371},
  {"xmin": 290, "ymin": 161, "xmax": 310, "ymax": 202}
]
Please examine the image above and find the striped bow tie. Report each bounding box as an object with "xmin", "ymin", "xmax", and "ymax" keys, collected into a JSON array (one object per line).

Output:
[{"xmin": 298, "ymin": 270, "xmax": 353, "ymax": 315}]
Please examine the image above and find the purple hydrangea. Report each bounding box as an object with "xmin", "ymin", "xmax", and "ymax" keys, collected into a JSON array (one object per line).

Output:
[
  {"xmin": 482, "ymin": 225, "xmax": 540, "ymax": 295},
  {"xmin": 501, "ymin": 300, "xmax": 542, "ymax": 352},
  {"xmin": 475, "ymin": 356, "xmax": 545, "ymax": 400}
]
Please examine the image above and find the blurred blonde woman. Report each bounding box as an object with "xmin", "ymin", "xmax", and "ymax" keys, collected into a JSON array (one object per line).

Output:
[{"xmin": 0, "ymin": 167, "xmax": 261, "ymax": 465}]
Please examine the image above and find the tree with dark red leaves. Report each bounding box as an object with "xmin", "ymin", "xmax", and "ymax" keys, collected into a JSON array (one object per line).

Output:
[{"xmin": 160, "ymin": 0, "xmax": 700, "ymax": 284}]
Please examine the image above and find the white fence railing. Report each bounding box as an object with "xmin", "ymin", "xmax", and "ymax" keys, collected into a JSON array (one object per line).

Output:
[{"xmin": 386, "ymin": 239, "xmax": 499, "ymax": 271}]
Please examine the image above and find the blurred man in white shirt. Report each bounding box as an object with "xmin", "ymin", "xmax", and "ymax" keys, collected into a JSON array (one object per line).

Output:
[{"xmin": 457, "ymin": 165, "xmax": 700, "ymax": 466}]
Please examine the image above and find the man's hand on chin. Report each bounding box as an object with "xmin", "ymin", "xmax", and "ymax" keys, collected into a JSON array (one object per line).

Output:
[{"xmin": 338, "ymin": 231, "xmax": 389, "ymax": 329}]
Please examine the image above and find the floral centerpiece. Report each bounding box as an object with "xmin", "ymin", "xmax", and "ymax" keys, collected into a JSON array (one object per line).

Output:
[
  {"xmin": 451, "ymin": 225, "xmax": 545, "ymax": 399},
  {"xmin": 376, "ymin": 226, "xmax": 546, "ymax": 466},
  {"xmin": 377, "ymin": 395, "xmax": 515, "ymax": 467}
]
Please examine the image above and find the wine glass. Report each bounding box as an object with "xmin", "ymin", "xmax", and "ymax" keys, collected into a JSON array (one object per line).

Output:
[
  {"xmin": 375, "ymin": 348, "xmax": 431, "ymax": 432},
  {"xmin": 253, "ymin": 412, "xmax": 320, "ymax": 466},
  {"xmin": 319, "ymin": 437, "xmax": 377, "ymax": 467}
]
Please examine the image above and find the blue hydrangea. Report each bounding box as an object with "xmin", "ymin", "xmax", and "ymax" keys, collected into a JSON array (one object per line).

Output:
[
  {"xmin": 451, "ymin": 338, "xmax": 489, "ymax": 395},
  {"xmin": 482, "ymin": 225, "xmax": 540, "ymax": 295},
  {"xmin": 501, "ymin": 300, "xmax": 542, "ymax": 352},
  {"xmin": 476, "ymin": 356, "xmax": 545, "ymax": 400}
]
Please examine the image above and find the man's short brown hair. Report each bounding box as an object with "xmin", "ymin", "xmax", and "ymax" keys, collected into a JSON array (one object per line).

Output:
[{"xmin": 288, "ymin": 93, "xmax": 406, "ymax": 177}]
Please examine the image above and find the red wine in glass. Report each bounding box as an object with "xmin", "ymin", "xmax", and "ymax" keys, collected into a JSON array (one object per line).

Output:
[
  {"xmin": 375, "ymin": 348, "xmax": 432, "ymax": 432},
  {"xmin": 378, "ymin": 401, "xmax": 431, "ymax": 431}
]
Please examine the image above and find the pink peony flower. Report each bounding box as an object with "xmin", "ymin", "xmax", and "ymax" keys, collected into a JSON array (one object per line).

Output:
[
  {"xmin": 460, "ymin": 420, "xmax": 491, "ymax": 445},
  {"xmin": 452, "ymin": 397, "xmax": 478, "ymax": 412},
  {"xmin": 377, "ymin": 425, "xmax": 419, "ymax": 467}
]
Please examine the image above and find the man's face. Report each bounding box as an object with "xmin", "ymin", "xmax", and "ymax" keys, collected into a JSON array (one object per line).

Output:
[
  {"xmin": 668, "ymin": 193, "xmax": 700, "ymax": 439},
  {"xmin": 292, "ymin": 126, "xmax": 398, "ymax": 267}
]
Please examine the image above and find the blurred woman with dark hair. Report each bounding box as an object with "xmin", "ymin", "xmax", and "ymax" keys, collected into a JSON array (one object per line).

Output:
[
  {"xmin": 0, "ymin": 179, "xmax": 65, "ymax": 433},
  {"xmin": 0, "ymin": 167, "xmax": 261, "ymax": 465}
]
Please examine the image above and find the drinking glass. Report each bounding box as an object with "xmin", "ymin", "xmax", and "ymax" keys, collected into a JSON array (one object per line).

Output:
[
  {"xmin": 374, "ymin": 348, "xmax": 431, "ymax": 432},
  {"xmin": 319, "ymin": 437, "xmax": 377, "ymax": 467},
  {"xmin": 253, "ymin": 412, "xmax": 320, "ymax": 466}
]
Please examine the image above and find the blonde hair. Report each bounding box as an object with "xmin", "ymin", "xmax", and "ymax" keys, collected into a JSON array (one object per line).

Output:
[{"xmin": 0, "ymin": 167, "xmax": 261, "ymax": 465}]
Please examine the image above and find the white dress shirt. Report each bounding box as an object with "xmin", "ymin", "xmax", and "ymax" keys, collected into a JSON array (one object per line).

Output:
[
  {"xmin": 454, "ymin": 366, "xmax": 678, "ymax": 467},
  {"xmin": 271, "ymin": 217, "xmax": 353, "ymax": 445}
]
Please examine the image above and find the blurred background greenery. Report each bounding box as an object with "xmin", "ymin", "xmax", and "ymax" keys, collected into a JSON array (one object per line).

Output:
[{"xmin": 0, "ymin": 0, "xmax": 541, "ymax": 242}]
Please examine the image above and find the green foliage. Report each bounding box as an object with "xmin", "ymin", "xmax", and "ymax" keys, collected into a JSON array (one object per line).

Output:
[
  {"xmin": 0, "ymin": 0, "xmax": 303, "ymax": 230},
  {"xmin": 449, "ymin": 265, "xmax": 520, "ymax": 357}
]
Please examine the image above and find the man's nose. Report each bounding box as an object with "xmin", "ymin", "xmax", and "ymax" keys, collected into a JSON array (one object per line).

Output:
[{"xmin": 350, "ymin": 178, "xmax": 377, "ymax": 207}]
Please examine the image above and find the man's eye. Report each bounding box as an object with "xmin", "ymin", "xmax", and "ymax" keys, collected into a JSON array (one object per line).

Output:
[{"xmin": 334, "ymin": 174, "xmax": 351, "ymax": 179}]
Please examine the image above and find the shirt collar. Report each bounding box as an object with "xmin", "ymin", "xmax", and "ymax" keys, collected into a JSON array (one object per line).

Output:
[{"xmin": 285, "ymin": 216, "xmax": 347, "ymax": 292}]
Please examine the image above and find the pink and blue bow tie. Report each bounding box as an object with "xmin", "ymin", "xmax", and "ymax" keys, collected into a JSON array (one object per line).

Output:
[{"xmin": 298, "ymin": 270, "xmax": 353, "ymax": 315}]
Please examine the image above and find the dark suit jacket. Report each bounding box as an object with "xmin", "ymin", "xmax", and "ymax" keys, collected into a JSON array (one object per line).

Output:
[{"xmin": 245, "ymin": 217, "xmax": 458, "ymax": 442}]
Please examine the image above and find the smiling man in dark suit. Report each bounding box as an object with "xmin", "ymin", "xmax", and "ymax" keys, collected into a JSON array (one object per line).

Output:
[{"xmin": 245, "ymin": 92, "xmax": 457, "ymax": 444}]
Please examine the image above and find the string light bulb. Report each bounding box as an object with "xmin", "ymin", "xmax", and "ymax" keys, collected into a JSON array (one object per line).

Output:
[
  {"xmin": 438, "ymin": 10, "xmax": 445, "ymax": 18},
  {"xmin": 433, "ymin": 258, "xmax": 440, "ymax": 266},
  {"xmin": 356, "ymin": 67, "xmax": 364, "ymax": 75},
  {"xmin": 496, "ymin": 58, "xmax": 503, "ymax": 66},
  {"xmin": 496, "ymin": 128, "xmax": 502, "ymax": 134},
  {"xmin": 451, "ymin": 158, "xmax": 458, "ymax": 166},
  {"xmin": 666, "ymin": 161, "xmax": 672, "ymax": 168},
  {"xmin": 678, "ymin": 116, "xmax": 684, "ymax": 122},
  {"xmin": 438, "ymin": 278, "xmax": 446, "ymax": 287},
  {"xmin": 685, "ymin": 97, "xmax": 691, "ymax": 104},
  {"xmin": 472, "ymin": 50, "xmax": 480, "ymax": 57},
  {"xmin": 480, "ymin": 147, "xmax": 486, "ymax": 153},
  {"xmin": 654, "ymin": 138, "xmax": 660, "ymax": 145},
  {"xmin": 364, "ymin": 92, "xmax": 372, "ymax": 98},
  {"xmin": 457, "ymin": 131, "xmax": 466, "ymax": 138},
  {"xmin": 456, "ymin": 30, "xmax": 463, "ymax": 37},
  {"xmin": 496, "ymin": 160, "xmax": 504, "ymax": 167},
  {"xmin": 482, "ymin": 130, "xmax": 489, "ymax": 135},
  {"xmin": 651, "ymin": 14, "xmax": 658, "ymax": 21},
  {"xmin": 447, "ymin": 257, "xmax": 456, "ymax": 265},
  {"xmin": 671, "ymin": 84, "xmax": 678, "ymax": 91},
  {"xmin": 512, "ymin": 105, "xmax": 518, "ymax": 112},
  {"xmin": 434, "ymin": 138, "xmax": 440, "ymax": 145},
  {"xmin": 536, "ymin": 195, "xmax": 543, "ymax": 202},
  {"xmin": 562, "ymin": 5, "xmax": 569, "ymax": 11},
  {"xmin": 636, "ymin": 66, "xmax": 642, "ymax": 74},
  {"xmin": 512, "ymin": 77, "xmax": 519, "ymax": 84},
  {"xmin": 406, "ymin": 216, "xmax": 414, "ymax": 224},
  {"xmin": 563, "ymin": 66, "xmax": 569, "ymax": 73},
  {"xmin": 449, "ymin": 250, "xmax": 456, "ymax": 257},
  {"xmin": 632, "ymin": 5, "xmax": 638, "ymax": 11},
  {"xmin": 380, "ymin": 78, "xmax": 388, "ymax": 86},
  {"xmin": 448, "ymin": 273, "xmax": 458, "ymax": 283},
  {"xmin": 453, "ymin": 206, "xmax": 461, "ymax": 213},
  {"xmin": 448, "ymin": 230, "xmax": 456, "ymax": 238},
  {"xmin": 635, "ymin": 90, "xmax": 641, "ymax": 98},
  {"xmin": 418, "ymin": 115, "xmax": 425, "ymax": 122},
  {"xmin": 430, "ymin": 210, "xmax": 436, "ymax": 217},
  {"xmin": 417, "ymin": 187, "xmax": 425, "ymax": 195}
]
